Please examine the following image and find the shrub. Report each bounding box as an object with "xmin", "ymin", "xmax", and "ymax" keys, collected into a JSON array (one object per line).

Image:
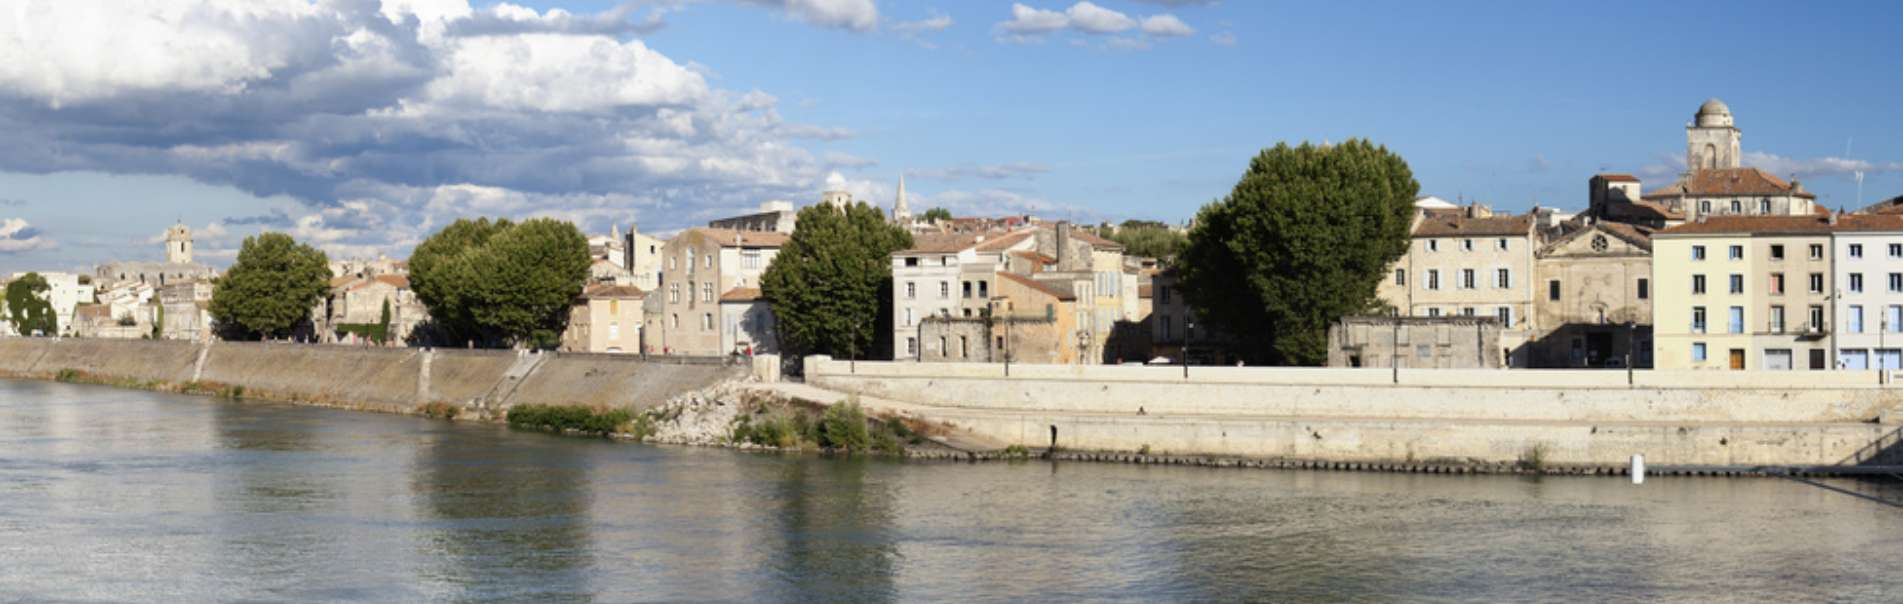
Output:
[
  {"xmin": 818, "ymin": 400, "xmax": 869, "ymax": 452},
  {"xmin": 420, "ymin": 401, "xmax": 460, "ymax": 420},
  {"xmin": 507, "ymin": 404, "xmax": 631, "ymax": 436},
  {"xmin": 1137, "ymin": 444, "xmax": 1152, "ymax": 456},
  {"xmin": 54, "ymin": 368, "xmax": 82, "ymax": 383},
  {"xmin": 1002, "ymin": 444, "xmax": 1031, "ymax": 460}
]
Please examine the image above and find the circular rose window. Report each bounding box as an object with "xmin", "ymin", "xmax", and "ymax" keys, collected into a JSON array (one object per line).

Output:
[{"xmin": 1591, "ymin": 234, "xmax": 1609, "ymax": 252}]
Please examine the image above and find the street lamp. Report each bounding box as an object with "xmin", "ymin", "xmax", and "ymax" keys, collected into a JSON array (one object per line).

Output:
[
  {"xmin": 1183, "ymin": 318, "xmax": 1193, "ymax": 379},
  {"xmin": 1625, "ymin": 320, "xmax": 1636, "ymax": 386}
]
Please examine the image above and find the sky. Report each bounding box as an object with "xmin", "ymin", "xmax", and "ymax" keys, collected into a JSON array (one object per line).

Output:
[{"xmin": 2, "ymin": 0, "xmax": 1901, "ymax": 274}]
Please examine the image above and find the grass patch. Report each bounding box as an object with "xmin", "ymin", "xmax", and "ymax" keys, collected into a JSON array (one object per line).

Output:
[
  {"xmin": 1001, "ymin": 444, "xmax": 1031, "ymax": 460},
  {"xmin": 506, "ymin": 404, "xmax": 631, "ymax": 437},
  {"xmin": 1519, "ymin": 443, "xmax": 1551, "ymax": 471},
  {"xmin": 419, "ymin": 401, "xmax": 460, "ymax": 420}
]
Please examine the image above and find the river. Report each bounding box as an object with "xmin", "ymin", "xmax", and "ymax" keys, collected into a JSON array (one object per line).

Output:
[{"xmin": 2, "ymin": 379, "xmax": 1900, "ymax": 602}]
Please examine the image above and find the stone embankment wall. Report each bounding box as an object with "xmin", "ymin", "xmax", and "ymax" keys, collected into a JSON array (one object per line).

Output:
[
  {"xmin": 0, "ymin": 338, "xmax": 740, "ymax": 415},
  {"xmin": 806, "ymin": 356, "xmax": 1903, "ymax": 468}
]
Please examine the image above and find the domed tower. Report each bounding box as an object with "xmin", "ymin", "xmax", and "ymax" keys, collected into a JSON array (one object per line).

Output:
[
  {"xmin": 820, "ymin": 171, "xmax": 852, "ymax": 210},
  {"xmin": 1687, "ymin": 98, "xmax": 1741, "ymax": 171},
  {"xmin": 164, "ymin": 222, "xmax": 193, "ymax": 264}
]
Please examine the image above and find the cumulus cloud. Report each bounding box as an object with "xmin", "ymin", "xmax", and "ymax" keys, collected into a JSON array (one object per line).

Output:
[
  {"xmin": 994, "ymin": 2, "xmax": 1194, "ymax": 47},
  {"xmin": 1131, "ymin": 0, "xmax": 1218, "ymax": 5},
  {"xmin": 0, "ymin": 0, "xmax": 871, "ymax": 261},
  {"xmin": 894, "ymin": 13, "xmax": 954, "ymax": 33},
  {"xmin": 1743, "ymin": 152, "xmax": 1903, "ymax": 180},
  {"xmin": 0, "ymin": 218, "xmax": 55, "ymax": 254},
  {"xmin": 913, "ymin": 189, "xmax": 1103, "ymax": 222}
]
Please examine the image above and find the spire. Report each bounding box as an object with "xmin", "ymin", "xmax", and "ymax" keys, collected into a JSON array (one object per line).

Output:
[
  {"xmin": 611, "ymin": 223, "xmax": 620, "ymax": 240},
  {"xmin": 892, "ymin": 174, "xmax": 912, "ymax": 222}
]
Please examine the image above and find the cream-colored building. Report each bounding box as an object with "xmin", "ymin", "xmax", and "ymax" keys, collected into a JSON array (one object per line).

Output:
[
  {"xmin": 1379, "ymin": 205, "xmax": 1537, "ymax": 366},
  {"xmin": 1531, "ymin": 220, "xmax": 1655, "ymax": 367},
  {"xmin": 561, "ymin": 284, "xmax": 645, "ymax": 353},
  {"xmin": 621, "ymin": 222, "xmax": 665, "ymax": 291},
  {"xmin": 1652, "ymin": 216, "xmax": 1834, "ymax": 370},
  {"xmin": 653, "ymin": 227, "xmax": 787, "ymax": 356}
]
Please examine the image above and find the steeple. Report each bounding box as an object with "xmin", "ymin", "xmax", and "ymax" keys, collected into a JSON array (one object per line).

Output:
[{"xmin": 892, "ymin": 174, "xmax": 912, "ymax": 223}]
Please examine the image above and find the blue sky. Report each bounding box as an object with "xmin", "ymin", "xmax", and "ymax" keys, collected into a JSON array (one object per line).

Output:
[{"xmin": 2, "ymin": 0, "xmax": 1900, "ymax": 273}]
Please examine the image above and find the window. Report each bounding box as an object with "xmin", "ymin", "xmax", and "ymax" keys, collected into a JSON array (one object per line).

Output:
[
  {"xmin": 702, "ymin": 313, "xmax": 713, "ymax": 330},
  {"xmin": 1851, "ymin": 273, "xmax": 1865, "ymax": 293},
  {"xmin": 940, "ymin": 281, "xmax": 950, "ymax": 298},
  {"xmin": 1461, "ymin": 307, "xmax": 1475, "ymax": 317},
  {"xmin": 905, "ymin": 281, "xmax": 917, "ymax": 299},
  {"xmin": 702, "ymin": 282, "xmax": 714, "ymax": 302},
  {"xmin": 1700, "ymin": 200, "xmax": 1712, "ymax": 214},
  {"xmin": 1760, "ymin": 199, "xmax": 1771, "ymax": 214},
  {"xmin": 1427, "ymin": 240, "xmax": 1439, "ymax": 252},
  {"xmin": 1637, "ymin": 278, "xmax": 1650, "ymax": 300},
  {"xmin": 962, "ymin": 281, "xmax": 972, "ymax": 298},
  {"xmin": 1810, "ymin": 244, "xmax": 1824, "ymax": 259},
  {"xmin": 1727, "ymin": 306, "xmax": 1744, "ymax": 334},
  {"xmin": 1692, "ymin": 245, "xmax": 1706, "ymax": 261},
  {"xmin": 941, "ymin": 256, "xmax": 952, "ymax": 267},
  {"xmin": 1497, "ymin": 238, "xmax": 1509, "ymax": 250},
  {"xmin": 904, "ymin": 308, "xmax": 913, "ymax": 326},
  {"xmin": 1729, "ymin": 245, "xmax": 1743, "ymax": 260},
  {"xmin": 904, "ymin": 257, "xmax": 919, "ymax": 267},
  {"xmin": 1692, "ymin": 274, "xmax": 1707, "ymax": 295},
  {"xmin": 1893, "ymin": 244, "xmax": 1903, "ymax": 258},
  {"xmin": 669, "ymin": 314, "xmax": 678, "ymax": 328},
  {"xmin": 1893, "ymin": 273, "xmax": 1903, "ymax": 293},
  {"xmin": 1159, "ymin": 286, "xmax": 1171, "ymax": 305},
  {"xmin": 1548, "ymin": 279, "xmax": 1561, "ymax": 301},
  {"xmin": 1462, "ymin": 239, "xmax": 1474, "ymax": 251},
  {"xmin": 1809, "ymin": 305, "xmax": 1825, "ymax": 331},
  {"xmin": 937, "ymin": 336, "xmax": 946, "ymax": 356},
  {"xmin": 1497, "ymin": 306, "xmax": 1512, "ymax": 327},
  {"xmin": 1809, "ymin": 273, "xmax": 1825, "ymax": 294},
  {"xmin": 1851, "ymin": 244, "xmax": 1864, "ymax": 258},
  {"xmin": 1769, "ymin": 306, "xmax": 1785, "ymax": 332},
  {"xmin": 1427, "ymin": 269, "xmax": 1441, "ymax": 290},
  {"xmin": 1495, "ymin": 268, "xmax": 1511, "ymax": 289},
  {"xmin": 1692, "ymin": 342, "xmax": 1708, "ymax": 362},
  {"xmin": 1730, "ymin": 200, "xmax": 1742, "ymax": 213},
  {"xmin": 1728, "ymin": 274, "xmax": 1743, "ymax": 294},
  {"xmin": 1769, "ymin": 273, "xmax": 1784, "ymax": 295},
  {"xmin": 959, "ymin": 336, "xmax": 969, "ymax": 358},
  {"xmin": 704, "ymin": 255, "xmax": 713, "ymax": 269},
  {"xmin": 906, "ymin": 337, "xmax": 918, "ymax": 357},
  {"xmin": 1427, "ymin": 307, "xmax": 1442, "ymax": 317},
  {"xmin": 742, "ymin": 251, "xmax": 762, "ymax": 269},
  {"xmin": 1692, "ymin": 306, "xmax": 1707, "ymax": 333},
  {"xmin": 1394, "ymin": 269, "xmax": 1406, "ymax": 286},
  {"xmin": 1891, "ymin": 306, "xmax": 1903, "ymax": 333},
  {"xmin": 685, "ymin": 250, "xmax": 694, "ymax": 273},
  {"xmin": 1770, "ymin": 244, "xmax": 1785, "ymax": 260},
  {"xmin": 1460, "ymin": 269, "xmax": 1475, "ymax": 289},
  {"xmin": 668, "ymin": 283, "xmax": 680, "ymax": 303},
  {"xmin": 1850, "ymin": 305, "xmax": 1865, "ymax": 333},
  {"xmin": 1161, "ymin": 317, "xmax": 1172, "ymax": 340},
  {"xmin": 978, "ymin": 281, "xmax": 988, "ymax": 298}
]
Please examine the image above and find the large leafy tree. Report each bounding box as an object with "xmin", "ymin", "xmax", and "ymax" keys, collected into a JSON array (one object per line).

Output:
[
  {"xmin": 921, "ymin": 207, "xmax": 952, "ymax": 223},
  {"xmin": 4, "ymin": 272, "xmax": 56, "ymax": 336},
  {"xmin": 762, "ymin": 202, "xmax": 913, "ymax": 359},
  {"xmin": 1099, "ymin": 220, "xmax": 1188, "ymax": 262},
  {"xmin": 210, "ymin": 233, "xmax": 331, "ymax": 339},
  {"xmin": 410, "ymin": 217, "xmax": 589, "ymax": 348},
  {"xmin": 1177, "ymin": 139, "xmax": 1418, "ymax": 365}
]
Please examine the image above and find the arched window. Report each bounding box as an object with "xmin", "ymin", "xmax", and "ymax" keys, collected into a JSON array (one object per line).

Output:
[
  {"xmin": 1703, "ymin": 143, "xmax": 1718, "ymax": 169},
  {"xmin": 1730, "ymin": 200, "xmax": 1742, "ymax": 214},
  {"xmin": 1760, "ymin": 198, "xmax": 1772, "ymax": 214},
  {"xmin": 1700, "ymin": 200, "xmax": 1712, "ymax": 214}
]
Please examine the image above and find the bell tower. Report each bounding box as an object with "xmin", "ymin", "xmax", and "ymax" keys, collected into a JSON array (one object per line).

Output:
[{"xmin": 1686, "ymin": 98, "xmax": 1741, "ymax": 171}]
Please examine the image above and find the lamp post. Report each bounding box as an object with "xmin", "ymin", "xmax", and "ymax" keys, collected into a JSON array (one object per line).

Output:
[
  {"xmin": 849, "ymin": 320, "xmax": 858, "ymax": 374},
  {"xmin": 1183, "ymin": 319, "xmax": 1193, "ymax": 379},
  {"xmin": 1392, "ymin": 318, "xmax": 1401, "ymax": 384},
  {"xmin": 1625, "ymin": 320, "xmax": 1636, "ymax": 386}
]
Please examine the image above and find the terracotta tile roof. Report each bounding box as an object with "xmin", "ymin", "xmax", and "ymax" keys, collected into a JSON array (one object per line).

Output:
[
  {"xmin": 973, "ymin": 230, "xmax": 1036, "ymax": 252},
  {"xmin": 1539, "ymin": 221, "xmax": 1654, "ymax": 254},
  {"xmin": 1606, "ymin": 199, "xmax": 1686, "ymax": 222},
  {"xmin": 901, "ymin": 232, "xmax": 987, "ymax": 254},
  {"xmin": 1010, "ymin": 250, "xmax": 1057, "ymax": 264},
  {"xmin": 582, "ymin": 283, "xmax": 646, "ymax": 299},
  {"xmin": 1859, "ymin": 196, "xmax": 1903, "ymax": 215},
  {"xmin": 719, "ymin": 287, "xmax": 764, "ymax": 302},
  {"xmin": 999, "ymin": 271, "xmax": 1076, "ymax": 301},
  {"xmin": 1642, "ymin": 168, "xmax": 1816, "ymax": 200},
  {"xmin": 1065, "ymin": 228, "xmax": 1125, "ymax": 251},
  {"xmin": 686, "ymin": 227, "xmax": 790, "ymax": 248},
  {"xmin": 1138, "ymin": 284, "xmax": 1154, "ymax": 299},
  {"xmin": 1648, "ymin": 214, "xmax": 1903, "ymax": 236},
  {"xmin": 330, "ymin": 275, "xmax": 359, "ymax": 289},
  {"xmin": 348, "ymin": 274, "xmax": 410, "ymax": 291},
  {"xmin": 1596, "ymin": 173, "xmax": 1640, "ymax": 182},
  {"xmin": 74, "ymin": 304, "xmax": 110, "ymax": 321},
  {"xmin": 1412, "ymin": 214, "xmax": 1535, "ymax": 238}
]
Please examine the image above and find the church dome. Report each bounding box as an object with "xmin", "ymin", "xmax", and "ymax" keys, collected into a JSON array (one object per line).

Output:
[{"xmin": 1694, "ymin": 98, "xmax": 1733, "ymax": 127}]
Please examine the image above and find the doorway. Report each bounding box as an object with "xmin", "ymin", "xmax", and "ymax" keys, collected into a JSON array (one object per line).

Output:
[{"xmin": 1728, "ymin": 349, "xmax": 1745, "ymax": 370}]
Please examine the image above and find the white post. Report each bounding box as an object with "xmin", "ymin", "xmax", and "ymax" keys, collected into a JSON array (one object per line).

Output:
[{"xmin": 1630, "ymin": 453, "xmax": 1646, "ymax": 485}]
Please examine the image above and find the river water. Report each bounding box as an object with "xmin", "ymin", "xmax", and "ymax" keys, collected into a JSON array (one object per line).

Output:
[{"xmin": 2, "ymin": 379, "xmax": 1901, "ymax": 602}]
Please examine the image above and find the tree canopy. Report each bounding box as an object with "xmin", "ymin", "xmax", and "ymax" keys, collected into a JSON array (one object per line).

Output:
[
  {"xmin": 1099, "ymin": 220, "xmax": 1188, "ymax": 262},
  {"xmin": 4, "ymin": 272, "xmax": 56, "ymax": 336},
  {"xmin": 209, "ymin": 233, "xmax": 331, "ymax": 339},
  {"xmin": 409, "ymin": 217, "xmax": 590, "ymax": 348},
  {"xmin": 1176, "ymin": 139, "xmax": 1418, "ymax": 365},
  {"xmin": 921, "ymin": 207, "xmax": 952, "ymax": 223},
  {"xmin": 761, "ymin": 202, "xmax": 913, "ymax": 359}
]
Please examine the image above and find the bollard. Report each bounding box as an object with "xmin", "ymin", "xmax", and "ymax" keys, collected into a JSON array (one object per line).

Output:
[{"xmin": 1630, "ymin": 453, "xmax": 1645, "ymax": 485}]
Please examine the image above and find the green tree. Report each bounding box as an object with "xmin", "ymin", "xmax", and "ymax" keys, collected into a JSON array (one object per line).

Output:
[
  {"xmin": 1101, "ymin": 220, "xmax": 1188, "ymax": 261},
  {"xmin": 377, "ymin": 298, "xmax": 392, "ymax": 345},
  {"xmin": 921, "ymin": 207, "xmax": 952, "ymax": 223},
  {"xmin": 152, "ymin": 303, "xmax": 164, "ymax": 339},
  {"xmin": 1177, "ymin": 140, "xmax": 1418, "ymax": 365},
  {"xmin": 209, "ymin": 233, "xmax": 331, "ymax": 339},
  {"xmin": 761, "ymin": 202, "xmax": 913, "ymax": 359},
  {"xmin": 4, "ymin": 272, "xmax": 56, "ymax": 336},
  {"xmin": 410, "ymin": 217, "xmax": 589, "ymax": 348}
]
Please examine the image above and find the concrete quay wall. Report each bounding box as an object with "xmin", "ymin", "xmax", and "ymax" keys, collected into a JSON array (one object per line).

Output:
[
  {"xmin": 0, "ymin": 337, "xmax": 739, "ymax": 414},
  {"xmin": 808, "ymin": 358, "xmax": 1901, "ymax": 424},
  {"xmin": 806, "ymin": 358, "xmax": 1903, "ymax": 468}
]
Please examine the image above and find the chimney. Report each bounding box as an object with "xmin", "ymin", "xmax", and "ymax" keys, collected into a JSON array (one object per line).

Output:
[
  {"xmin": 1827, "ymin": 212, "xmax": 1839, "ymax": 226},
  {"xmin": 1056, "ymin": 221, "xmax": 1071, "ymax": 267}
]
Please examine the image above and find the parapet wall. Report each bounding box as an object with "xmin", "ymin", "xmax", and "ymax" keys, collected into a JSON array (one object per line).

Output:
[
  {"xmin": 807, "ymin": 358, "xmax": 1901, "ymax": 424},
  {"xmin": 0, "ymin": 338, "xmax": 740, "ymax": 414}
]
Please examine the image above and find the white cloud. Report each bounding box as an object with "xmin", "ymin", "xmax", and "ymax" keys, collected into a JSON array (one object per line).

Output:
[
  {"xmin": 994, "ymin": 2, "xmax": 1195, "ymax": 47},
  {"xmin": 743, "ymin": 0, "xmax": 879, "ymax": 32},
  {"xmin": 417, "ymin": 34, "xmax": 708, "ymax": 113},
  {"xmin": 1209, "ymin": 31, "xmax": 1236, "ymax": 46},
  {"xmin": 1743, "ymin": 152, "xmax": 1903, "ymax": 180},
  {"xmin": 0, "ymin": 218, "xmax": 55, "ymax": 253},
  {"xmin": 915, "ymin": 189, "xmax": 1103, "ymax": 222},
  {"xmin": 911, "ymin": 162, "xmax": 1052, "ymax": 181},
  {"xmin": 1140, "ymin": 14, "xmax": 1194, "ymax": 37},
  {"xmin": 1131, "ymin": 0, "xmax": 1218, "ymax": 5},
  {"xmin": 894, "ymin": 13, "xmax": 954, "ymax": 33}
]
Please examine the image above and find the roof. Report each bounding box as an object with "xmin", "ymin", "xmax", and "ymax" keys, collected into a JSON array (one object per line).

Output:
[
  {"xmin": 348, "ymin": 274, "xmax": 410, "ymax": 291},
  {"xmin": 1651, "ymin": 214, "xmax": 1903, "ymax": 236},
  {"xmin": 74, "ymin": 304, "xmax": 111, "ymax": 321},
  {"xmin": 1596, "ymin": 173, "xmax": 1640, "ymax": 183},
  {"xmin": 999, "ymin": 271, "xmax": 1076, "ymax": 301},
  {"xmin": 719, "ymin": 287, "xmax": 764, "ymax": 302},
  {"xmin": 1010, "ymin": 250, "xmax": 1057, "ymax": 265},
  {"xmin": 1605, "ymin": 198, "xmax": 1685, "ymax": 222},
  {"xmin": 1067, "ymin": 228, "xmax": 1124, "ymax": 251},
  {"xmin": 901, "ymin": 232, "xmax": 987, "ymax": 254},
  {"xmin": 1412, "ymin": 214, "xmax": 1535, "ymax": 238},
  {"xmin": 582, "ymin": 283, "xmax": 646, "ymax": 299},
  {"xmin": 330, "ymin": 276, "xmax": 358, "ymax": 288},
  {"xmin": 1642, "ymin": 168, "xmax": 1815, "ymax": 200},
  {"xmin": 973, "ymin": 230, "xmax": 1036, "ymax": 252},
  {"xmin": 684, "ymin": 227, "xmax": 790, "ymax": 248},
  {"xmin": 1539, "ymin": 220, "xmax": 1654, "ymax": 254},
  {"xmin": 1857, "ymin": 195, "xmax": 1903, "ymax": 215},
  {"xmin": 1138, "ymin": 284, "xmax": 1153, "ymax": 299}
]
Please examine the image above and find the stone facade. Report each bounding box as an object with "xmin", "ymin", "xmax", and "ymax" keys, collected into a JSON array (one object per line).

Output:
[
  {"xmin": 1327, "ymin": 315, "xmax": 1505, "ymax": 369},
  {"xmin": 561, "ymin": 284, "xmax": 645, "ymax": 354},
  {"xmin": 653, "ymin": 227, "xmax": 786, "ymax": 356},
  {"xmin": 1530, "ymin": 221, "xmax": 1655, "ymax": 368},
  {"xmin": 1378, "ymin": 205, "xmax": 1537, "ymax": 366}
]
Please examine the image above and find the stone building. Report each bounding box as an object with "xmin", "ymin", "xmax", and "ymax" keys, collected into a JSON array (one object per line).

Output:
[
  {"xmin": 1326, "ymin": 316, "xmax": 1504, "ymax": 369},
  {"xmin": 1652, "ymin": 215, "xmax": 1836, "ymax": 370},
  {"xmin": 653, "ymin": 227, "xmax": 788, "ymax": 356},
  {"xmin": 1588, "ymin": 99, "xmax": 1821, "ymax": 225},
  {"xmin": 709, "ymin": 200, "xmax": 799, "ymax": 233},
  {"xmin": 1378, "ymin": 204, "xmax": 1538, "ymax": 366},
  {"xmin": 561, "ymin": 284, "xmax": 645, "ymax": 354},
  {"xmin": 314, "ymin": 274, "xmax": 424, "ymax": 345},
  {"xmin": 889, "ymin": 229, "xmax": 1035, "ymax": 359},
  {"xmin": 621, "ymin": 222, "xmax": 665, "ymax": 291},
  {"xmin": 1530, "ymin": 220, "xmax": 1655, "ymax": 368},
  {"xmin": 95, "ymin": 223, "xmax": 216, "ymax": 289},
  {"xmin": 1824, "ymin": 214, "xmax": 1903, "ymax": 369},
  {"xmin": 1146, "ymin": 268, "xmax": 1233, "ymax": 364}
]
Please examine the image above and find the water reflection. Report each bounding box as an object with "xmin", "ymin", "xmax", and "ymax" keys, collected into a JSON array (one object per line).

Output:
[
  {"xmin": 412, "ymin": 425, "xmax": 598, "ymax": 603},
  {"xmin": 762, "ymin": 457, "xmax": 899, "ymax": 603}
]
